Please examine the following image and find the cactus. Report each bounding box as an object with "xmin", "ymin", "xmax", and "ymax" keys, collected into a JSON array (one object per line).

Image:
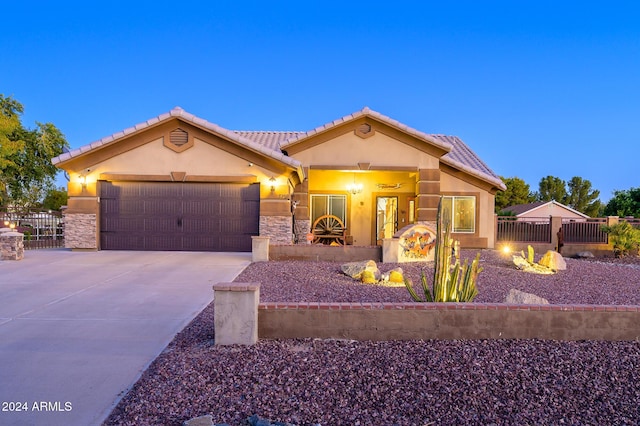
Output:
[{"xmin": 404, "ymin": 197, "xmax": 482, "ymax": 303}]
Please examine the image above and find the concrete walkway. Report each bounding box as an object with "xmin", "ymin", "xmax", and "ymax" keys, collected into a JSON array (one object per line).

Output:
[{"xmin": 0, "ymin": 249, "xmax": 251, "ymax": 426}]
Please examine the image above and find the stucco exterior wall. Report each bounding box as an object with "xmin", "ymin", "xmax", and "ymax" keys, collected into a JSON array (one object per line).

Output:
[
  {"xmin": 307, "ymin": 170, "xmax": 417, "ymax": 245},
  {"xmin": 440, "ymin": 171, "xmax": 496, "ymax": 248},
  {"xmin": 291, "ymin": 131, "xmax": 440, "ymax": 169}
]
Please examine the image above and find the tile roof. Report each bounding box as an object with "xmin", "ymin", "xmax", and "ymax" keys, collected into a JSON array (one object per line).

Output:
[
  {"xmin": 51, "ymin": 106, "xmax": 505, "ymax": 190},
  {"xmin": 237, "ymin": 111, "xmax": 505, "ymax": 191},
  {"xmin": 51, "ymin": 107, "xmax": 303, "ymax": 171}
]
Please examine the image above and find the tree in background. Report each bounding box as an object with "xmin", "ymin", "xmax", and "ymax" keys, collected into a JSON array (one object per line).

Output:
[
  {"xmin": 41, "ymin": 186, "xmax": 68, "ymax": 211},
  {"xmin": 565, "ymin": 176, "xmax": 602, "ymax": 217},
  {"xmin": 0, "ymin": 95, "xmax": 69, "ymax": 209},
  {"xmin": 537, "ymin": 175, "xmax": 567, "ymax": 202},
  {"xmin": 535, "ymin": 175, "xmax": 601, "ymax": 217},
  {"xmin": 495, "ymin": 176, "xmax": 536, "ymax": 213},
  {"xmin": 604, "ymin": 187, "xmax": 640, "ymax": 218}
]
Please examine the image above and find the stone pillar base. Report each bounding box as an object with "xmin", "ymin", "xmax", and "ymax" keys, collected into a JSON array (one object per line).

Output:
[
  {"xmin": 212, "ymin": 282, "xmax": 260, "ymax": 345},
  {"xmin": 1, "ymin": 232, "xmax": 25, "ymax": 260}
]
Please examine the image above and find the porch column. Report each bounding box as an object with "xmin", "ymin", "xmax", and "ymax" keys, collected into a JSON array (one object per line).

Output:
[
  {"xmin": 416, "ymin": 168, "xmax": 441, "ymax": 222},
  {"xmin": 292, "ymin": 178, "xmax": 310, "ymax": 244},
  {"xmin": 259, "ymin": 199, "xmax": 293, "ymax": 244}
]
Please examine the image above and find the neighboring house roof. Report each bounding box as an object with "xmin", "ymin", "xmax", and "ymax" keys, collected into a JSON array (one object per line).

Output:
[
  {"xmin": 51, "ymin": 106, "xmax": 505, "ymax": 191},
  {"xmin": 503, "ymin": 200, "xmax": 590, "ymax": 218}
]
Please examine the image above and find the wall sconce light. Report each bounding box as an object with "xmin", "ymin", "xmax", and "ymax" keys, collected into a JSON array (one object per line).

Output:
[
  {"xmin": 79, "ymin": 174, "xmax": 87, "ymax": 189},
  {"xmin": 269, "ymin": 176, "xmax": 276, "ymax": 193},
  {"xmin": 347, "ymin": 182, "xmax": 363, "ymax": 195},
  {"xmin": 9, "ymin": 222, "xmax": 15, "ymax": 230}
]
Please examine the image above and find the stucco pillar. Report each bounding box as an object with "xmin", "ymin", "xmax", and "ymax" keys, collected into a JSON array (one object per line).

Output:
[
  {"xmin": 259, "ymin": 199, "xmax": 293, "ymax": 244},
  {"xmin": 292, "ymin": 178, "xmax": 310, "ymax": 244},
  {"xmin": 382, "ymin": 238, "xmax": 399, "ymax": 263},
  {"xmin": 1, "ymin": 232, "xmax": 24, "ymax": 260},
  {"xmin": 251, "ymin": 236, "xmax": 270, "ymax": 262},
  {"xmin": 416, "ymin": 168, "xmax": 441, "ymax": 222},
  {"xmin": 212, "ymin": 282, "xmax": 260, "ymax": 345},
  {"xmin": 64, "ymin": 196, "xmax": 99, "ymax": 250}
]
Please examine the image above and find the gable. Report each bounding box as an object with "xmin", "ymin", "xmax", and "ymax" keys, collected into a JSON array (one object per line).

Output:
[
  {"xmin": 282, "ymin": 115, "xmax": 451, "ymax": 161},
  {"xmin": 288, "ymin": 122, "xmax": 443, "ymax": 171},
  {"xmin": 53, "ymin": 109, "xmax": 304, "ymax": 184}
]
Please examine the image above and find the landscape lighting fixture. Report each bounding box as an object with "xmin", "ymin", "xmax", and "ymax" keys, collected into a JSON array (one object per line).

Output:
[{"xmin": 346, "ymin": 174, "xmax": 363, "ymax": 195}]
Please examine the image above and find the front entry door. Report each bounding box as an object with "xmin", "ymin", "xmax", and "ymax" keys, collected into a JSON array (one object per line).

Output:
[{"xmin": 375, "ymin": 196, "xmax": 398, "ymax": 245}]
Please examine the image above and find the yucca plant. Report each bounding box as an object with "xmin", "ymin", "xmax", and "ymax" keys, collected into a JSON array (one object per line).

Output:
[{"xmin": 404, "ymin": 197, "xmax": 482, "ymax": 303}]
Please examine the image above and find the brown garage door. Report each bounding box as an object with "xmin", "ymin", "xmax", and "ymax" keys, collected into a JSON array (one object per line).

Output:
[{"xmin": 99, "ymin": 181, "xmax": 260, "ymax": 251}]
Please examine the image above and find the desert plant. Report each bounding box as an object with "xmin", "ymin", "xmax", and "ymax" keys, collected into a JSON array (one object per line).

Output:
[
  {"xmin": 602, "ymin": 222, "xmax": 640, "ymax": 257},
  {"xmin": 404, "ymin": 198, "xmax": 482, "ymax": 302}
]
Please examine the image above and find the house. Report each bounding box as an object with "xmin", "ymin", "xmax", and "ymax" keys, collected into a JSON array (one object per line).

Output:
[
  {"xmin": 502, "ymin": 200, "xmax": 590, "ymax": 222},
  {"xmin": 51, "ymin": 107, "xmax": 506, "ymax": 252}
]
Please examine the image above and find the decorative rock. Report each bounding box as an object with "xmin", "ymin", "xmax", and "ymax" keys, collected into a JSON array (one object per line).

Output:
[
  {"xmin": 361, "ymin": 269, "xmax": 378, "ymax": 284},
  {"xmin": 341, "ymin": 260, "xmax": 380, "ymax": 280},
  {"xmin": 575, "ymin": 251, "xmax": 595, "ymax": 258},
  {"xmin": 388, "ymin": 267, "xmax": 404, "ymax": 283},
  {"xmin": 512, "ymin": 255, "xmax": 554, "ymax": 274},
  {"xmin": 539, "ymin": 250, "xmax": 567, "ymax": 271},
  {"xmin": 183, "ymin": 414, "xmax": 215, "ymax": 426},
  {"xmin": 504, "ymin": 289, "xmax": 549, "ymax": 305}
]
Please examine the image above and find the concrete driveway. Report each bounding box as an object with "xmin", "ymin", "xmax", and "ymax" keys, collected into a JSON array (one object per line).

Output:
[{"xmin": 0, "ymin": 249, "xmax": 251, "ymax": 426}]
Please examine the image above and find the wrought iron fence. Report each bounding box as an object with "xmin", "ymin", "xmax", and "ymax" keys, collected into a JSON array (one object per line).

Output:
[
  {"xmin": 561, "ymin": 218, "xmax": 608, "ymax": 244},
  {"xmin": 1, "ymin": 210, "xmax": 65, "ymax": 249},
  {"xmin": 620, "ymin": 217, "xmax": 640, "ymax": 229},
  {"xmin": 496, "ymin": 217, "xmax": 551, "ymax": 243}
]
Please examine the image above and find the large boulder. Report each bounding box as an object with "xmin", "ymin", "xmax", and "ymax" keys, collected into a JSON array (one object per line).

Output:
[
  {"xmin": 539, "ymin": 250, "xmax": 567, "ymax": 271},
  {"xmin": 504, "ymin": 289, "xmax": 549, "ymax": 305},
  {"xmin": 341, "ymin": 260, "xmax": 380, "ymax": 281},
  {"xmin": 575, "ymin": 251, "xmax": 595, "ymax": 258},
  {"xmin": 512, "ymin": 255, "xmax": 555, "ymax": 274}
]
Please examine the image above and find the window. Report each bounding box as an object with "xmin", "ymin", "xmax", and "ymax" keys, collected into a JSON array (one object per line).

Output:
[
  {"xmin": 441, "ymin": 196, "xmax": 476, "ymax": 233},
  {"xmin": 310, "ymin": 194, "xmax": 347, "ymax": 226}
]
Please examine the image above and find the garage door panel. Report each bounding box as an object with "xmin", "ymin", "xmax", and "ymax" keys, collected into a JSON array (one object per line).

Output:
[
  {"xmin": 183, "ymin": 235, "xmax": 219, "ymax": 251},
  {"xmin": 183, "ymin": 218, "xmax": 219, "ymax": 233},
  {"xmin": 101, "ymin": 217, "xmax": 145, "ymax": 233},
  {"xmin": 100, "ymin": 182, "xmax": 259, "ymax": 251},
  {"xmin": 139, "ymin": 183, "xmax": 179, "ymax": 198},
  {"xmin": 219, "ymin": 234, "xmax": 251, "ymax": 251},
  {"xmin": 145, "ymin": 234, "xmax": 183, "ymax": 251},
  {"xmin": 183, "ymin": 200, "xmax": 220, "ymax": 216},
  {"xmin": 101, "ymin": 233, "xmax": 145, "ymax": 250}
]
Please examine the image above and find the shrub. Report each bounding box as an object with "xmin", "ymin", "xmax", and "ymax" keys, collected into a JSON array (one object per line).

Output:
[{"xmin": 602, "ymin": 222, "xmax": 640, "ymax": 257}]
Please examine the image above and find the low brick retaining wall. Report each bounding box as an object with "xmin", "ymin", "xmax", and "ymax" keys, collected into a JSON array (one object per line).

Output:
[
  {"xmin": 269, "ymin": 244, "xmax": 382, "ymax": 262},
  {"xmin": 258, "ymin": 302, "xmax": 640, "ymax": 341}
]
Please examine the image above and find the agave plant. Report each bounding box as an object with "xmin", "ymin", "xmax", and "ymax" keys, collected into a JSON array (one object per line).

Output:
[{"xmin": 404, "ymin": 197, "xmax": 482, "ymax": 303}]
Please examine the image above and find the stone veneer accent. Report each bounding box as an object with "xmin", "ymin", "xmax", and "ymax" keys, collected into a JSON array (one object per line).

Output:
[
  {"xmin": 259, "ymin": 215, "xmax": 293, "ymax": 244},
  {"xmin": 293, "ymin": 218, "xmax": 311, "ymax": 244},
  {"xmin": 1, "ymin": 232, "xmax": 25, "ymax": 260},
  {"xmin": 259, "ymin": 302, "xmax": 640, "ymax": 341},
  {"xmin": 64, "ymin": 213, "xmax": 98, "ymax": 249}
]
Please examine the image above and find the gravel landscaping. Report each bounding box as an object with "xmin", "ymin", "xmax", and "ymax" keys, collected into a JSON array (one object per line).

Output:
[{"xmin": 104, "ymin": 250, "xmax": 640, "ymax": 426}]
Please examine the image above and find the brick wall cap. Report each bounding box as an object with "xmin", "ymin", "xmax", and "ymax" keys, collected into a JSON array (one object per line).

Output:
[
  {"xmin": 1, "ymin": 232, "xmax": 24, "ymax": 237},
  {"xmin": 213, "ymin": 282, "xmax": 260, "ymax": 292}
]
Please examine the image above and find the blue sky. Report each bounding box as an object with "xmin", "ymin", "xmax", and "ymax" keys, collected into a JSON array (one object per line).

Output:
[{"xmin": 2, "ymin": 1, "xmax": 639, "ymax": 202}]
